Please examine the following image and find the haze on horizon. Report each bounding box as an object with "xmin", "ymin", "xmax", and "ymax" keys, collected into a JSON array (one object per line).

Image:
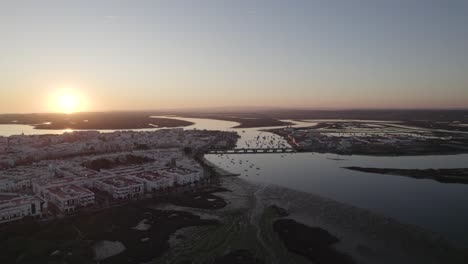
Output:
[{"xmin": 1, "ymin": 0, "xmax": 468, "ymax": 114}]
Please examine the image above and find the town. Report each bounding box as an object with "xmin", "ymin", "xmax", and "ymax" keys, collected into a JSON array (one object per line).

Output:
[{"xmin": 0, "ymin": 129, "xmax": 238, "ymax": 224}]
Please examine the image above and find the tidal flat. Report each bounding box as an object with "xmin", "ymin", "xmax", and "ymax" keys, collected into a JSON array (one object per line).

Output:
[{"xmin": 153, "ymin": 176, "xmax": 467, "ymax": 264}]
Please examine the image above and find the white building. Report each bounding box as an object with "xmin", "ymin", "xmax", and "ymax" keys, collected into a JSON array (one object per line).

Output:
[
  {"xmin": 0, "ymin": 177, "xmax": 33, "ymax": 192},
  {"xmin": 131, "ymin": 171, "xmax": 174, "ymax": 192},
  {"xmin": 0, "ymin": 178, "xmax": 17, "ymax": 192},
  {"xmin": 43, "ymin": 184, "xmax": 95, "ymax": 213},
  {"xmin": 32, "ymin": 169, "xmax": 110, "ymax": 198},
  {"xmin": 33, "ymin": 176, "xmax": 92, "ymax": 197},
  {"xmin": 95, "ymin": 176, "xmax": 144, "ymax": 200},
  {"xmin": 0, "ymin": 193, "xmax": 47, "ymax": 224},
  {"xmin": 160, "ymin": 167, "xmax": 203, "ymax": 186}
]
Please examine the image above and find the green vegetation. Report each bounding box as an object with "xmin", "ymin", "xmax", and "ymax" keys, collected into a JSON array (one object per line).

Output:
[{"xmin": 0, "ymin": 204, "xmax": 217, "ymax": 264}]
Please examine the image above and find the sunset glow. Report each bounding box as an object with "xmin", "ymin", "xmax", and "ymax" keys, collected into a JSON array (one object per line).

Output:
[
  {"xmin": 2, "ymin": 1, "xmax": 468, "ymax": 113},
  {"xmin": 53, "ymin": 90, "xmax": 81, "ymax": 114},
  {"xmin": 1, "ymin": 2, "xmax": 468, "ymax": 262}
]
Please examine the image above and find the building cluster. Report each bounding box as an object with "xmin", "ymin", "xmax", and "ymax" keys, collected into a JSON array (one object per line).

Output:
[
  {"xmin": 1, "ymin": 149, "xmax": 204, "ymax": 219},
  {"xmin": 0, "ymin": 129, "xmax": 237, "ymax": 224},
  {"xmin": 0, "ymin": 193, "xmax": 46, "ymax": 224},
  {"xmin": 0, "ymin": 128, "xmax": 238, "ymax": 169}
]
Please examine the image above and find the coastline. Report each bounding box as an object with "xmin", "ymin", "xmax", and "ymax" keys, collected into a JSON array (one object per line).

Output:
[{"xmin": 199, "ymin": 156, "xmax": 241, "ymax": 177}]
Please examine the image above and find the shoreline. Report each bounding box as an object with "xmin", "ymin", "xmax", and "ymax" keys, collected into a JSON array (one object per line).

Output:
[
  {"xmin": 199, "ymin": 156, "xmax": 241, "ymax": 177},
  {"xmin": 153, "ymin": 175, "xmax": 467, "ymax": 263}
]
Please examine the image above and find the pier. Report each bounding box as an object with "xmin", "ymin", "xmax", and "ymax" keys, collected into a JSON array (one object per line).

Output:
[{"xmin": 207, "ymin": 148, "xmax": 296, "ymax": 154}]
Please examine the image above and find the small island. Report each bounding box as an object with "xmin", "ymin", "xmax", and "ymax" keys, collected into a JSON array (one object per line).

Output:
[{"xmin": 344, "ymin": 167, "xmax": 468, "ymax": 184}]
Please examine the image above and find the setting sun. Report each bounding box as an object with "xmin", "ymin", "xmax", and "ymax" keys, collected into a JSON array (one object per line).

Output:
[
  {"xmin": 51, "ymin": 90, "xmax": 84, "ymax": 114},
  {"xmin": 58, "ymin": 93, "xmax": 78, "ymax": 113}
]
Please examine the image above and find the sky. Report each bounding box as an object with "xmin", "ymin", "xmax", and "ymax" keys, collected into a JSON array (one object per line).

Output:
[{"xmin": 1, "ymin": 0, "xmax": 468, "ymax": 113}]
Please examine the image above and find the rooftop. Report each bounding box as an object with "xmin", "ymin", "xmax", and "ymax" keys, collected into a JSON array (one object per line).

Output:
[
  {"xmin": 0, "ymin": 192, "xmax": 20, "ymax": 201},
  {"xmin": 46, "ymin": 184, "xmax": 93, "ymax": 199},
  {"xmin": 99, "ymin": 176, "xmax": 142, "ymax": 188},
  {"xmin": 0, "ymin": 195, "xmax": 44, "ymax": 210},
  {"xmin": 161, "ymin": 167, "xmax": 197, "ymax": 175},
  {"xmin": 133, "ymin": 171, "xmax": 168, "ymax": 181}
]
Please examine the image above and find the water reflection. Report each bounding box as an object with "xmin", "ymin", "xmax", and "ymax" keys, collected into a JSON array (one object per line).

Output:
[
  {"xmin": 152, "ymin": 116, "xmax": 314, "ymax": 149},
  {"xmin": 0, "ymin": 124, "xmax": 164, "ymax": 137}
]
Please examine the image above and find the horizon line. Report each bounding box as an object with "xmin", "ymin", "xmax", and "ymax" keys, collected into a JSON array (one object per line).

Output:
[{"xmin": 2, "ymin": 106, "xmax": 468, "ymax": 115}]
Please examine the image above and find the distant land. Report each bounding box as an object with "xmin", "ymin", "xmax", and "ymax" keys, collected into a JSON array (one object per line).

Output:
[
  {"xmin": 0, "ymin": 109, "xmax": 468, "ymax": 130},
  {"xmin": 344, "ymin": 167, "xmax": 468, "ymax": 184},
  {"xmin": 0, "ymin": 112, "xmax": 193, "ymax": 130}
]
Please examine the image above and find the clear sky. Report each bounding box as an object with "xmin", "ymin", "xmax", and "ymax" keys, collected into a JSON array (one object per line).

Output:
[{"xmin": 1, "ymin": 0, "xmax": 468, "ymax": 113}]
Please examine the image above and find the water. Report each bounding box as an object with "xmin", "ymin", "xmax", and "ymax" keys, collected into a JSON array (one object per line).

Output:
[
  {"xmin": 2, "ymin": 117, "xmax": 468, "ymax": 245},
  {"xmin": 206, "ymin": 152, "xmax": 468, "ymax": 245},
  {"xmin": 0, "ymin": 124, "xmax": 165, "ymax": 137},
  {"xmin": 155, "ymin": 116, "xmax": 315, "ymax": 149},
  {"xmin": 0, "ymin": 124, "xmax": 73, "ymax": 136}
]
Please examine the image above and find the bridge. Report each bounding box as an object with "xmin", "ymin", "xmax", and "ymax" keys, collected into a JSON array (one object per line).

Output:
[{"xmin": 207, "ymin": 148, "xmax": 297, "ymax": 154}]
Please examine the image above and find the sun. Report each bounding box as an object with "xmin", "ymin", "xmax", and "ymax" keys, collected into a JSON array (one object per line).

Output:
[
  {"xmin": 47, "ymin": 86, "xmax": 88, "ymax": 114},
  {"xmin": 56, "ymin": 91, "xmax": 80, "ymax": 114},
  {"xmin": 58, "ymin": 93, "xmax": 78, "ymax": 113}
]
